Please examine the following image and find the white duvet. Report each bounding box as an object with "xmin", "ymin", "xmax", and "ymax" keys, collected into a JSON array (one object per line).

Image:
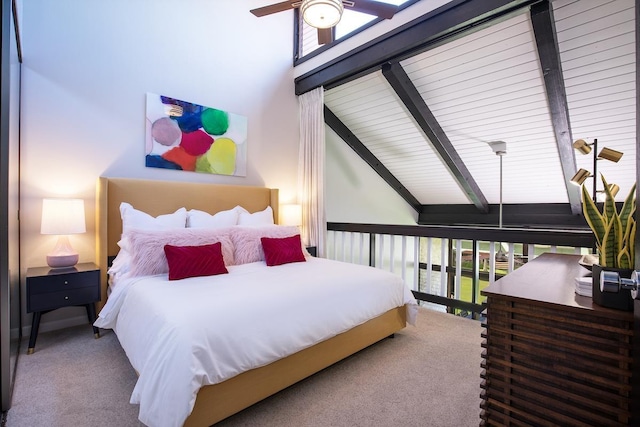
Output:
[{"xmin": 95, "ymin": 257, "xmax": 418, "ymax": 427}]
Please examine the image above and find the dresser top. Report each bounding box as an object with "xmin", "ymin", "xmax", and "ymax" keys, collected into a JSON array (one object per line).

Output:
[{"xmin": 482, "ymin": 253, "xmax": 632, "ymax": 319}]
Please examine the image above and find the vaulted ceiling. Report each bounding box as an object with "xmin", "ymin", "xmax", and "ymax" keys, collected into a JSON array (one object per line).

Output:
[{"xmin": 296, "ymin": 0, "xmax": 637, "ymax": 227}]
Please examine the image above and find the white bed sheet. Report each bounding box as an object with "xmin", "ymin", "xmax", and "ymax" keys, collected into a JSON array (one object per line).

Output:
[{"xmin": 95, "ymin": 257, "xmax": 417, "ymax": 427}]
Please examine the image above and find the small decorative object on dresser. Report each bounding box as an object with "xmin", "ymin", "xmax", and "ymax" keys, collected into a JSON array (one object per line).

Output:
[
  {"xmin": 580, "ymin": 174, "xmax": 635, "ymax": 310},
  {"xmin": 26, "ymin": 262, "xmax": 100, "ymax": 354}
]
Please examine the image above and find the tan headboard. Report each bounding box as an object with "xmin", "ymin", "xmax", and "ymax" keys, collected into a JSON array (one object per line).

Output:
[{"xmin": 95, "ymin": 177, "xmax": 279, "ymax": 308}]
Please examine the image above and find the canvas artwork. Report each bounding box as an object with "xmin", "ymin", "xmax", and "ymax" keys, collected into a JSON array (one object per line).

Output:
[{"xmin": 145, "ymin": 93, "xmax": 247, "ymax": 176}]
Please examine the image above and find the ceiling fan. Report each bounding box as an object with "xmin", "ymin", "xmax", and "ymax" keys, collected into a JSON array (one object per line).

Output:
[{"xmin": 250, "ymin": 0, "xmax": 399, "ymax": 45}]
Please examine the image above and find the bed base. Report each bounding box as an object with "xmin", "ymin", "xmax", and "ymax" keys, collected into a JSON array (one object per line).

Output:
[{"xmin": 185, "ymin": 305, "xmax": 406, "ymax": 426}]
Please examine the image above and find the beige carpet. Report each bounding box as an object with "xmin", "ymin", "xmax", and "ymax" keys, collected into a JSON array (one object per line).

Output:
[{"xmin": 7, "ymin": 307, "xmax": 482, "ymax": 427}]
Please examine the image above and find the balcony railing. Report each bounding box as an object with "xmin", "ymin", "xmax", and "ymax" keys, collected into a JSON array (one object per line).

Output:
[{"xmin": 326, "ymin": 222, "xmax": 594, "ymax": 317}]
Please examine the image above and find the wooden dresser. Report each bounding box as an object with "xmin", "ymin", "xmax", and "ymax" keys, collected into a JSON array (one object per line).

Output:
[{"xmin": 480, "ymin": 253, "xmax": 634, "ymax": 426}]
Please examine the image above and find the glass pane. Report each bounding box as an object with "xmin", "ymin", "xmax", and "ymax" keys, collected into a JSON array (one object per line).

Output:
[
  {"xmin": 335, "ymin": 0, "xmax": 410, "ymax": 39},
  {"xmin": 298, "ymin": 0, "xmax": 413, "ymax": 58}
]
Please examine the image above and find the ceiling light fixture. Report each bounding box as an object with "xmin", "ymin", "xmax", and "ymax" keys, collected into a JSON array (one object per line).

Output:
[
  {"xmin": 488, "ymin": 141, "xmax": 507, "ymax": 228},
  {"xmin": 300, "ymin": 0, "xmax": 344, "ymax": 29},
  {"xmin": 488, "ymin": 141, "xmax": 508, "ymax": 263},
  {"xmin": 570, "ymin": 138, "xmax": 624, "ymax": 203}
]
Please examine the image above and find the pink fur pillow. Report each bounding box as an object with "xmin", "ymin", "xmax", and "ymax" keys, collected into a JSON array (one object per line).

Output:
[
  {"xmin": 230, "ymin": 226, "xmax": 308, "ymax": 265},
  {"xmin": 126, "ymin": 228, "xmax": 234, "ymax": 277}
]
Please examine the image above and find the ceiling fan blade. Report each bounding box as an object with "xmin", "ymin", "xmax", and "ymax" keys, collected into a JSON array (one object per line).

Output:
[
  {"xmin": 317, "ymin": 27, "xmax": 334, "ymax": 45},
  {"xmin": 347, "ymin": 0, "xmax": 398, "ymax": 19},
  {"xmin": 250, "ymin": 1, "xmax": 297, "ymax": 17}
]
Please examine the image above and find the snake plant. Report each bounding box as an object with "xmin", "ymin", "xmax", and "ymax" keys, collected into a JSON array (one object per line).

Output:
[{"xmin": 581, "ymin": 175, "xmax": 636, "ymax": 269}]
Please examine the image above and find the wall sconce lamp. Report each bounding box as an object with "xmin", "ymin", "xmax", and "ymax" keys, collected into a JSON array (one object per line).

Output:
[
  {"xmin": 570, "ymin": 138, "xmax": 623, "ymax": 202},
  {"xmin": 301, "ymin": 0, "xmax": 345, "ymax": 29},
  {"xmin": 600, "ymin": 270, "xmax": 640, "ymax": 301},
  {"xmin": 40, "ymin": 198, "xmax": 86, "ymax": 269},
  {"xmin": 280, "ymin": 204, "xmax": 302, "ymax": 227}
]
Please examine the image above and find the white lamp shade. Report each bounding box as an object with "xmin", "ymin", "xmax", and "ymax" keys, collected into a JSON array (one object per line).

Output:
[
  {"xmin": 301, "ymin": 0, "xmax": 344, "ymax": 29},
  {"xmin": 280, "ymin": 204, "xmax": 302, "ymax": 226},
  {"xmin": 41, "ymin": 198, "xmax": 86, "ymax": 235}
]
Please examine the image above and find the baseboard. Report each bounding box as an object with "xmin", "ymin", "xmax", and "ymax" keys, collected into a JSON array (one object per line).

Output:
[{"xmin": 20, "ymin": 315, "xmax": 92, "ymax": 338}]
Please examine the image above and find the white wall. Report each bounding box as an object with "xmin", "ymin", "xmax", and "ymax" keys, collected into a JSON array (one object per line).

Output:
[
  {"xmin": 19, "ymin": 0, "xmax": 300, "ymax": 332},
  {"xmin": 326, "ymin": 126, "xmax": 417, "ymax": 224}
]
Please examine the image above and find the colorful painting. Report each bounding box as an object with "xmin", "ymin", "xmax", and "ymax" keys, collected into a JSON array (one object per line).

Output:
[{"xmin": 145, "ymin": 93, "xmax": 247, "ymax": 176}]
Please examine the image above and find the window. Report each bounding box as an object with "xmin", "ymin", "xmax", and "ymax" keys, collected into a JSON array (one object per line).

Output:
[{"xmin": 297, "ymin": 0, "xmax": 416, "ymax": 61}]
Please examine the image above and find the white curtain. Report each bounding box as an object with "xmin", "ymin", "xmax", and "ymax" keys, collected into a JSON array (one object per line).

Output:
[{"xmin": 298, "ymin": 87, "xmax": 326, "ymax": 257}]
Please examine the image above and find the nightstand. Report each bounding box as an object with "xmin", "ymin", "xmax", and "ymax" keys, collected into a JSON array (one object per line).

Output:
[{"xmin": 26, "ymin": 262, "xmax": 101, "ymax": 354}]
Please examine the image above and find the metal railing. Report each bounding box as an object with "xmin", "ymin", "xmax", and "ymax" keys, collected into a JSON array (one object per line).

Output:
[{"xmin": 326, "ymin": 223, "xmax": 594, "ymax": 316}]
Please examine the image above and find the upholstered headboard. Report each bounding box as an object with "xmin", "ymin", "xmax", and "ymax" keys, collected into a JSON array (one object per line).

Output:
[{"xmin": 95, "ymin": 177, "xmax": 279, "ymax": 308}]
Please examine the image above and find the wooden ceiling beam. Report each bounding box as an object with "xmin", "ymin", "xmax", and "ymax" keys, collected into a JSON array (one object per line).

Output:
[
  {"xmin": 324, "ymin": 106, "xmax": 422, "ymax": 213},
  {"xmin": 382, "ymin": 62, "xmax": 489, "ymax": 213},
  {"xmin": 530, "ymin": 0, "xmax": 581, "ymax": 214},
  {"xmin": 295, "ymin": 0, "xmax": 540, "ymax": 95}
]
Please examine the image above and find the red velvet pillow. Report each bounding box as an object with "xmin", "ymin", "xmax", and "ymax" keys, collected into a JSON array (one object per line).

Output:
[
  {"xmin": 163, "ymin": 242, "xmax": 228, "ymax": 280},
  {"xmin": 260, "ymin": 234, "xmax": 307, "ymax": 266}
]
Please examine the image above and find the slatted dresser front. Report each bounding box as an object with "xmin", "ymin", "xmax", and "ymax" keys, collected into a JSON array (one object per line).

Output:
[{"xmin": 480, "ymin": 253, "xmax": 634, "ymax": 426}]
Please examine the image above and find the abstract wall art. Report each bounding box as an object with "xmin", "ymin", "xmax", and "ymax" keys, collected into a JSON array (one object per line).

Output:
[{"xmin": 145, "ymin": 93, "xmax": 247, "ymax": 176}]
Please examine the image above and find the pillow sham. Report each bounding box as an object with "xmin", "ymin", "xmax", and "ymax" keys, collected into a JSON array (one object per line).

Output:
[
  {"xmin": 187, "ymin": 208, "xmax": 238, "ymax": 229},
  {"xmin": 236, "ymin": 206, "xmax": 274, "ymax": 226},
  {"xmin": 261, "ymin": 235, "xmax": 306, "ymax": 266},
  {"xmin": 126, "ymin": 228, "xmax": 234, "ymax": 277},
  {"xmin": 164, "ymin": 242, "xmax": 228, "ymax": 280},
  {"xmin": 120, "ymin": 202, "xmax": 187, "ymax": 232},
  {"xmin": 230, "ymin": 225, "xmax": 308, "ymax": 265}
]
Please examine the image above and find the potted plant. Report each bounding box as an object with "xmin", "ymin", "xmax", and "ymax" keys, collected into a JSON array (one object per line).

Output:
[{"xmin": 581, "ymin": 175, "xmax": 636, "ymax": 310}]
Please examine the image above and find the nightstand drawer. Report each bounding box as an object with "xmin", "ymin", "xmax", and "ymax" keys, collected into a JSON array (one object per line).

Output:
[
  {"xmin": 28, "ymin": 286, "xmax": 99, "ymax": 313},
  {"xmin": 27, "ymin": 270, "xmax": 99, "ymax": 294}
]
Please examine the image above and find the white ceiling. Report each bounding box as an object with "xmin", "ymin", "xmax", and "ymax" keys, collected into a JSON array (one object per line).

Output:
[{"xmin": 324, "ymin": 0, "xmax": 636, "ymax": 207}]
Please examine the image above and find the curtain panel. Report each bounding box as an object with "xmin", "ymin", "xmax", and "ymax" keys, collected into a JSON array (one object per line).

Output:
[{"xmin": 297, "ymin": 87, "xmax": 326, "ymax": 257}]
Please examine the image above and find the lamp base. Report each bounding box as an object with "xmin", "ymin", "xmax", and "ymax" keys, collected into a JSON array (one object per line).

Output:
[
  {"xmin": 46, "ymin": 235, "xmax": 79, "ymax": 269},
  {"xmin": 46, "ymin": 253, "xmax": 79, "ymax": 269}
]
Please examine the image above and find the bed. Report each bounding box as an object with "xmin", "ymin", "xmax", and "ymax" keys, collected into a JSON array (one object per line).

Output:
[{"xmin": 94, "ymin": 177, "xmax": 417, "ymax": 427}]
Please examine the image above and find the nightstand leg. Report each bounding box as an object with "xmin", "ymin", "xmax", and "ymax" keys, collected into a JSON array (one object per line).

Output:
[
  {"xmin": 27, "ymin": 312, "xmax": 42, "ymax": 354},
  {"xmin": 86, "ymin": 303, "xmax": 100, "ymax": 338}
]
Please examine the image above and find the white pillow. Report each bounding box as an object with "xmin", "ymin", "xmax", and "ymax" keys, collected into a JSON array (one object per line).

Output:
[
  {"xmin": 120, "ymin": 202, "xmax": 187, "ymax": 232},
  {"xmin": 187, "ymin": 208, "xmax": 238, "ymax": 228},
  {"xmin": 236, "ymin": 206, "xmax": 274, "ymax": 226}
]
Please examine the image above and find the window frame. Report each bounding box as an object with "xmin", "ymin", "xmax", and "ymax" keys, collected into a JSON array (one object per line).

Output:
[{"xmin": 293, "ymin": 0, "xmax": 422, "ymax": 66}]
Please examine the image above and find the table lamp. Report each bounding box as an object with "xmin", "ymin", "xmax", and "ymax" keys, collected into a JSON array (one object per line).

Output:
[
  {"xmin": 280, "ymin": 204, "xmax": 302, "ymax": 227},
  {"xmin": 40, "ymin": 198, "xmax": 86, "ymax": 268}
]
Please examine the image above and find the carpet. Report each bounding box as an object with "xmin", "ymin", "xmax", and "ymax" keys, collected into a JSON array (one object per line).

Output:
[{"xmin": 7, "ymin": 307, "xmax": 482, "ymax": 426}]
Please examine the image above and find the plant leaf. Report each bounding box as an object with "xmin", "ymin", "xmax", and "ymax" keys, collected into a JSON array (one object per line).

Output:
[
  {"xmin": 600, "ymin": 219, "xmax": 615, "ymax": 267},
  {"xmin": 630, "ymin": 220, "xmax": 636, "ymax": 264},
  {"xmin": 617, "ymin": 247, "xmax": 631, "ymax": 269},
  {"xmin": 619, "ymin": 182, "xmax": 636, "ymax": 236},
  {"xmin": 581, "ymin": 183, "xmax": 605, "ymax": 249},
  {"xmin": 601, "ymin": 175, "xmax": 617, "ymax": 222}
]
